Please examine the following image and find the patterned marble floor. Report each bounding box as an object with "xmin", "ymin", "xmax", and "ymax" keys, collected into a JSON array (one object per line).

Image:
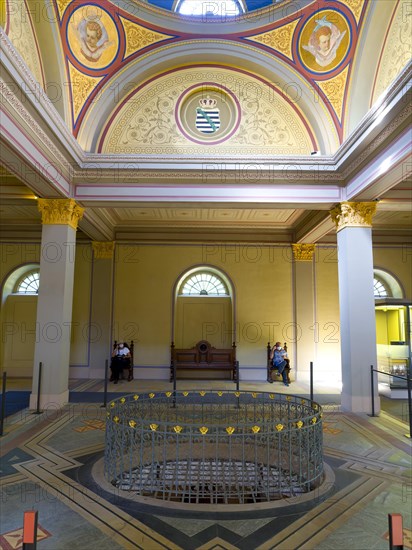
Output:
[{"xmin": 0, "ymin": 380, "xmax": 411, "ymax": 550}]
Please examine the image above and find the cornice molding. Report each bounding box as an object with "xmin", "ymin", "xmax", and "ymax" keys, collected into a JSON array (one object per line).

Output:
[
  {"xmin": 0, "ymin": 29, "xmax": 83, "ymax": 163},
  {"xmin": 333, "ymin": 61, "xmax": 412, "ymax": 174}
]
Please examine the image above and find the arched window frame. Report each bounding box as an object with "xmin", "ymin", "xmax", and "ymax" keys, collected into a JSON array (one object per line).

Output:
[
  {"xmin": 15, "ymin": 270, "xmax": 40, "ymax": 294},
  {"xmin": 179, "ymin": 271, "xmax": 229, "ymax": 296},
  {"xmin": 373, "ymin": 276, "xmax": 389, "ymax": 298}
]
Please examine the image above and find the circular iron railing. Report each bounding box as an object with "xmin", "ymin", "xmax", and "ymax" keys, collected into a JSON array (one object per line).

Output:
[{"xmin": 105, "ymin": 390, "xmax": 323, "ymax": 504}]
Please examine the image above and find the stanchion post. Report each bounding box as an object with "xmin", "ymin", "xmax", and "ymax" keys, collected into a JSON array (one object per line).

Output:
[
  {"xmin": 0, "ymin": 371, "xmax": 7, "ymax": 437},
  {"xmin": 310, "ymin": 361, "xmax": 313, "ymax": 402},
  {"xmin": 33, "ymin": 363, "xmax": 42, "ymax": 415},
  {"xmin": 172, "ymin": 362, "xmax": 176, "ymax": 408},
  {"xmin": 406, "ymin": 368, "xmax": 412, "ymax": 439},
  {"xmin": 236, "ymin": 361, "xmax": 240, "ymax": 409},
  {"xmin": 388, "ymin": 513, "xmax": 403, "ymax": 550},
  {"xmin": 22, "ymin": 510, "xmax": 38, "ymax": 550},
  {"xmin": 101, "ymin": 359, "xmax": 109, "ymax": 409},
  {"xmin": 370, "ymin": 364, "xmax": 376, "ymax": 417}
]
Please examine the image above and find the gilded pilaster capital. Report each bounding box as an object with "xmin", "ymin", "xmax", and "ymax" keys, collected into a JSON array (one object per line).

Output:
[
  {"xmin": 330, "ymin": 202, "xmax": 377, "ymax": 232},
  {"xmin": 38, "ymin": 199, "xmax": 84, "ymax": 230},
  {"xmin": 92, "ymin": 241, "xmax": 115, "ymax": 259},
  {"xmin": 292, "ymin": 244, "xmax": 316, "ymax": 261}
]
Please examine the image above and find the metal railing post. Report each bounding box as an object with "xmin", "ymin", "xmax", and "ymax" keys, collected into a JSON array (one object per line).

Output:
[
  {"xmin": 101, "ymin": 359, "xmax": 109, "ymax": 409},
  {"xmin": 310, "ymin": 361, "xmax": 313, "ymax": 402},
  {"xmin": 172, "ymin": 362, "xmax": 176, "ymax": 408},
  {"xmin": 0, "ymin": 372, "xmax": 7, "ymax": 437},
  {"xmin": 370, "ymin": 364, "xmax": 376, "ymax": 417},
  {"xmin": 33, "ymin": 363, "xmax": 42, "ymax": 415}
]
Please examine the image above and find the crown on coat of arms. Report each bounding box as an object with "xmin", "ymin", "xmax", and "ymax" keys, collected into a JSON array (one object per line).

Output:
[{"xmin": 199, "ymin": 96, "xmax": 217, "ymax": 109}]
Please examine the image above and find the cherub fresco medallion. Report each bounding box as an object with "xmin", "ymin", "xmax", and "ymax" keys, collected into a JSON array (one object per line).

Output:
[
  {"xmin": 299, "ymin": 11, "xmax": 350, "ymax": 73},
  {"xmin": 67, "ymin": 5, "xmax": 117, "ymax": 69}
]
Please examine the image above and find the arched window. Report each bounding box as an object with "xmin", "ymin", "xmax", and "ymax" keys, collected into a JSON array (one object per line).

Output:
[
  {"xmin": 16, "ymin": 270, "xmax": 40, "ymax": 294},
  {"xmin": 374, "ymin": 277, "xmax": 388, "ymax": 298},
  {"xmin": 180, "ymin": 272, "xmax": 228, "ymax": 295},
  {"xmin": 175, "ymin": 0, "xmax": 243, "ymax": 17}
]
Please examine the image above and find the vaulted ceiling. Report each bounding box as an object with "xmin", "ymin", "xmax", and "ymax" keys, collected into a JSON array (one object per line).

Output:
[{"xmin": 0, "ymin": 0, "xmax": 411, "ymax": 244}]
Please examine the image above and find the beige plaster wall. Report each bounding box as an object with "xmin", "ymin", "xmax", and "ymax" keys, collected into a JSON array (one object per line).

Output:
[
  {"xmin": 113, "ymin": 244, "xmax": 293, "ymax": 379},
  {"xmin": 0, "ymin": 242, "xmax": 91, "ymax": 376},
  {"xmin": 314, "ymin": 247, "xmax": 341, "ymax": 379}
]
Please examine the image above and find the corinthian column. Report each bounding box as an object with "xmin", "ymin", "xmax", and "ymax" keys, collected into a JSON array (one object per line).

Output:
[
  {"xmin": 30, "ymin": 199, "xmax": 84, "ymax": 410},
  {"xmin": 330, "ymin": 201, "xmax": 379, "ymax": 413}
]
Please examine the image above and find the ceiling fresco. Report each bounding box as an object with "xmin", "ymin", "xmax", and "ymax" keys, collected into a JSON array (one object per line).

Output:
[{"xmin": 1, "ymin": 0, "xmax": 411, "ymax": 156}]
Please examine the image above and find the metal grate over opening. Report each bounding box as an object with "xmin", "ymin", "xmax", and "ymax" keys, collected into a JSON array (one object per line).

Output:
[
  {"xmin": 105, "ymin": 390, "xmax": 324, "ymax": 504},
  {"xmin": 114, "ymin": 459, "xmax": 306, "ymax": 503}
]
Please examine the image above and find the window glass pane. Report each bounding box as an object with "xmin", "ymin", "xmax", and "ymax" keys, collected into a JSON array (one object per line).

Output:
[
  {"xmin": 177, "ymin": 0, "xmax": 241, "ymax": 16},
  {"xmin": 374, "ymin": 277, "xmax": 388, "ymax": 298},
  {"xmin": 181, "ymin": 272, "xmax": 228, "ymax": 295},
  {"xmin": 17, "ymin": 271, "xmax": 40, "ymax": 294}
]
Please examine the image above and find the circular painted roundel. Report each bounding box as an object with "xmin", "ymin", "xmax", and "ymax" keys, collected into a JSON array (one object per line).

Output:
[
  {"xmin": 175, "ymin": 84, "xmax": 241, "ymax": 145},
  {"xmin": 298, "ymin": 10, "xmax": 351, "ymax": 74}
]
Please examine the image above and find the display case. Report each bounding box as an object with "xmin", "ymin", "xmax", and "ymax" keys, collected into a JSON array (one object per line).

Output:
[{"xmin": 375, "ymin": 303, "xmax": 411, "ymax": 396}]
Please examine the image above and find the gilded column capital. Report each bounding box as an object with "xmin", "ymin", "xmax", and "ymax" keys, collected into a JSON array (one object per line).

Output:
[
  {"xmin": 37, "ymin": 199, "xmax": 84, "ymax": 230},
  {"xmin": 292, "ymin": 244, "xmax": 316, "ymax": 261},
  {"xmin": 92, "ymin": 241, "xmax": 115, "ymax": 260},
  {"xmin": 330, "ymin": 202, "xmax": 377, "ymax": 232}
]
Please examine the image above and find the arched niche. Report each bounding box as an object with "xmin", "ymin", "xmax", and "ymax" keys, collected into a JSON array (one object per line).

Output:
[
  {"xmin": 1, "ymin": 264, "xmax": 40, "ymax": 377},
  {"xmin": 172, "ymin": 265, "xmax": 235, "ymax": 349}
]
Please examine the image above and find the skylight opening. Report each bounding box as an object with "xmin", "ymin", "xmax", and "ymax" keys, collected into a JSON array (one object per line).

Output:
[{"xmin": 176, "ymin": 0, "xmax": 243, "ymax": 17}]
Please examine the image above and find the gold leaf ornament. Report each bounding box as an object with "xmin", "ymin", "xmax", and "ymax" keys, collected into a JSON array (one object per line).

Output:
[
  {"xmin": 149, "ymin": 393, "xmax": 155, "ymax": 399},
  {"xmin": 165, "ymin": 391, "xmax": 172, "ymax": 397},
  {"xmin": 150, "ymin": 423, "xmax": 158, "ymax": 431},
  {"xmin": 129, "ymin": 420, "xmax": 136, "ymax": 428},
  {"xmin": 275, "ymin": 424, "xmax": 284, "ymax": 431},
  {"xmin": 296, "ymin": 421, "xmax": 303, "ymax": 429},
  {"xmin": 252, "ymin": 426, "xmax": 261, "ymax": 433},
  {"xmin": 226, "ymin": 426, "xmax": 235, "ymax": 435},
  {"xmin": 173, "ymin": 425, "xmax": 183, "ymax": 433},
  {"xmin": 133, "ymin": 394, "xmax": 139, "ymax": 400},
  {"xmin": 199, "ymin": 426, "xmax": 209, "ymax": 435}
]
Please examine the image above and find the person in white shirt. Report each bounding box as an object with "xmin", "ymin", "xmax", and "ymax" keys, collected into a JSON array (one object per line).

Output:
[{"xmin": 110, "ymin": 342, "xmax": 131, "ymax": 384}]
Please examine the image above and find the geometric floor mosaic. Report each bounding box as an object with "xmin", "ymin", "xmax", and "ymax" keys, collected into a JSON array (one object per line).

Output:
[{"xmin": 1, "ymin": 381, "xmax": 411, "ymax": 549}]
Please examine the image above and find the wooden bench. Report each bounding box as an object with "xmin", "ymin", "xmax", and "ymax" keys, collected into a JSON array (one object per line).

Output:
[
  {"xmin": 170, "ymin": 340, "xmax": 237, "ymax": 382},
  {"xmin": 267, "ymin": 342, "xmax": 291, "ymax": 383}
]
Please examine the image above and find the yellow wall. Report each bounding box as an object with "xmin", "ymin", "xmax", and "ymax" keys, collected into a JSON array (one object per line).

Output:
[
  {"xmin": 315, "ymin": 247, "xmax": 341, "ymax": 375},
  {"xmin": 0, "ymin": 242, "xmax": 91, "ymax": 375},
  {"xmin": 113, "ymin": 244, "xmax": 293, "ymax": 371},
  {"xmin": 175, "ymin": 296, "xmax": 232, "ymax": 348},
  {"xmin": 1, "ymin": 241, "xmax": 410, "ymax": 380},
  {"xmin": 69, "ymin": 244, "xmax": 93, "ymax": 366}
]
